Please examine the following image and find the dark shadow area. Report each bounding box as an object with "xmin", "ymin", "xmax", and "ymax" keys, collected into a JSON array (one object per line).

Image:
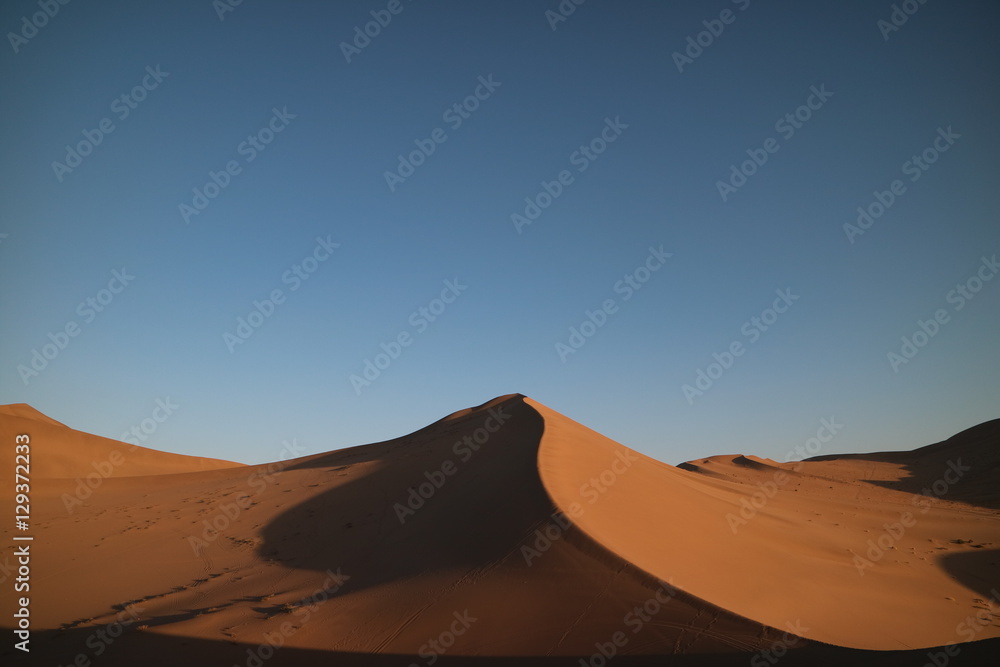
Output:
[
  {"xmin": 255, "ymin": 394, "xmax": 554, "ymax": 590},
  {"xmin": 807, "ymin": 418, "xmax": 1000, "ymax": 509},
  {"xmin": 249, "ymin": 394, "xmax": 793, "ymax": 656},
  {"xmin": 244, "ymin": 396, "xmax": 1000, "ymax": 658},
  {"xmin": 4, "ymin": 625, "xmax": 1000, "ymax": 667},
  {"xmin": 18, "ymin": 400, "xmax": 998, "ymax": 664},
  {"xmin": 940, "ymin": 548, "xmax": 1000, "ymax": 601}
]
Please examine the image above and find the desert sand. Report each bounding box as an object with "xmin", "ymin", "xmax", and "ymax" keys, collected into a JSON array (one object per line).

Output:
[{"xmin": 1, "ymin": 395, "xmax": 998, "ymax": 666}]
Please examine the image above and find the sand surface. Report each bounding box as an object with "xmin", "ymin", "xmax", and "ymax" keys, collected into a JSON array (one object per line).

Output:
[{"xmin": 1, "ymin": 395, "xmax": 998, "ymax": 665}]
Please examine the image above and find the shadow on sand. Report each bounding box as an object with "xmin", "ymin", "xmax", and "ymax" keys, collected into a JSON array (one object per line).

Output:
[
  {"xmin": 6, "ymin": 625, "xmax": 1000, "ymax": 667},
  {"xmin": 808, "ymin": 418, "xmax": 1000, "ymax": 510}
]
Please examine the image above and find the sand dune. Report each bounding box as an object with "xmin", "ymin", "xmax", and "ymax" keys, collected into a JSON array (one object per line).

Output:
[
  {"xmin": 0, "ymin": 403, "xmax": 241, "ymax": 479},
  {"xmin": 531, "ymin": 398, "xmax": 1000, "ymax": 649},
  {"xmin": 1, "ymin": 395, "xmax": 998, "ymax": 665}
]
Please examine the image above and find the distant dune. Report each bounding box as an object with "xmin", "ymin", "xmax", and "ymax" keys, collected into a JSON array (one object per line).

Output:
[
  {"xmin": 0, "ymin": 403, "xmax": 241, "ymax": 479},
  {"xmin": 1, "ymin": 395, "xmax": 998, "ymax": 666}
]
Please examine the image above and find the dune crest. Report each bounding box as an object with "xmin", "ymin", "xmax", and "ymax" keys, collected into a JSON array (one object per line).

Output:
[
  {"xmin": 0, "ymin": 402, "xmax": 242, "ymax": 479},
  {"xmin": 1, "ymin": 397, "xmax": 998, "ymax": 665},
  {"xmin": 530, "ymin": 397, "xmax": 1000, "ymax": 649}
]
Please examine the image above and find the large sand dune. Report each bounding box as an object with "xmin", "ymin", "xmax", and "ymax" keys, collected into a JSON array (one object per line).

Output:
[{"xmin": 1, "ymin": 395, "xmax": 998, "ymax": 666}]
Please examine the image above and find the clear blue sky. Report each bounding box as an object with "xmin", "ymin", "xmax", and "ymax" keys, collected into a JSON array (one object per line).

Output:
[{"xmin": 2, "ymin": 0, "xmax": 998, "ymax": 466}]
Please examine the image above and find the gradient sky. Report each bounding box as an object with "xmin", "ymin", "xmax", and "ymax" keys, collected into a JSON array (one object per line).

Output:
[{"xmin": 2, "ymin": 0, "xmax": 998, "ymax": 466}]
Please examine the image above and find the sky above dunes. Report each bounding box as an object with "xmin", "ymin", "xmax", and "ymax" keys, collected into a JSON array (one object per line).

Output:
[{"xmin": 2, "ymin": 0, "xmax": 998, "ymax": 466}]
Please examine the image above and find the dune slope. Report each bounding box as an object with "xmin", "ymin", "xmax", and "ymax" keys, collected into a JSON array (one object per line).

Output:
[
  {"xmin": 532, "ymin": 397, "xmax": 1000, "ymax": 649},
  {"xmin": 1, "ymin": 396, "xmax": 998, "ymax": 665},
  {"xmin": 0, "ymin": 403, "xmax": 242, "ymax": 479}
]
